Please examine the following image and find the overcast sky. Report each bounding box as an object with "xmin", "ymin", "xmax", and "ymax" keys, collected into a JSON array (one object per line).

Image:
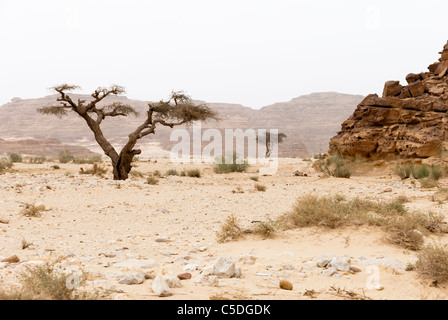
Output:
[{"xmin": 0, "ymin": 0, "xmax": 447, "ymax": 108}]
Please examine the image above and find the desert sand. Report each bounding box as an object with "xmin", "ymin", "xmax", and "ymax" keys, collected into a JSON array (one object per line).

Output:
[{"xmin": 1, "ymin": 157, "xmax": 447, "ymax": 300}]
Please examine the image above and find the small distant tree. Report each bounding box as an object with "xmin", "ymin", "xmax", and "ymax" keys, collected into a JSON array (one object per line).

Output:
[
  {"xmin": 257, "ymin": 132, "xmax": 287, "ymax": 157},
  {"xmin": 38, "ymin": 85, "xmax": 219, "ymax": 180}
]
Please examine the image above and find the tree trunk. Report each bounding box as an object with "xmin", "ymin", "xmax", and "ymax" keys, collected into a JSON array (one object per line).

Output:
[{"xmin": 112, "ymin": 149, "xmax": 141, "ymax": 181}]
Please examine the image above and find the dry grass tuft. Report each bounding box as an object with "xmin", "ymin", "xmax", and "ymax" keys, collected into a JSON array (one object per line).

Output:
[
  {"xmin": 79, "ymin": 164, "xmax": 107, "ymax": 177},
  {"xmin": 216, "ymin": 214, "xmax": 244, "ymax": 243},
  {"xmin": 416, "ymin": 244, "xmax": 448, "ymax": 284},
  {"xmin": 0, "ymin": 262, "xmax": 103, "ymax": 300}
]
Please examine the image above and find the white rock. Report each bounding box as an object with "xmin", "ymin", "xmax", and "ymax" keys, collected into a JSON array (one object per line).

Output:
[
  {"xmin": 152, "ymin": 275, "xmax": 172, "ymax": 297},
  {"xmin": 183, "ymin": 263, "xmax": 198, "ymax": 272},
  {"xmin": 193, "ymin": 275, "xmax": 219, "ymax": 287},
  {"xmin": 164, "ymin": 275, "xmax": 182, "ymax": 288},
  {"xmin": 322, "ymin": 267, "xmax": 337, "ymax": 277},
  {"xmin": 330, "ymin": 257, "xmax": 351, "ymax": 272},
  {"xmin": 118, "ymin": 272, "xmax": 146, "ymax": 285},
  {"xmin": 114, "ymin": 259, "xmax": 158, "ymax": 270},
  {"xmin": 211, "ymin": 257, "xmax": 236, "ymax": 278}
]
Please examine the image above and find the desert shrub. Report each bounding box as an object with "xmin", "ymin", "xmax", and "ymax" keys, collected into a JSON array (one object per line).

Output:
[
  {"xmin": 187, "ymin": 169, "xmax": 201, "ymax": 178},
  {"xmin": 51, "ymin": 165, "xmax": 60, "ymax": 170},
  {"xmin": 58, "ymin": 148, "xmax": 74, "ymax": 164},
  {"xmin": 254, "ymin": 183, "xmax": 267, "ymax": 192},
  {"xmin": 21, "ymin": 203, "xmax": 46, "ymax": 218},
  {"xmin": 214, "ymin": 152, "xmax": 249, "ymax": 174},
  {"xmin": 0, "ymin": 262, "xmax": 100, "ymax": 300},
  {"xmin": 129, "ymin": 170, "xmax": 145, "ymax": 178},
  {"xmin": 146, "ymin": 176, "xmax": 159, "ymax": 185},
  {"xmin": 153, "ymin": 170, "xmax": 162, "ymax": 177},
  {"xmin": 314, "ymin": 153, "xmax": 352, "ymax": 179},
  {"xmin": 420, "ymin": 177, "xmax": 439, "ymax": 189},
  {"xmin": 249, "ymin": 176, "xmax": 259, "ymax": 182},
  {"xmin": 79, "ymin": 164, "xmax": 107, "ymax": 177},
  {"xmin": 8, "ymin": 153, "xmax": 23, "ymax": 163},
  {"xmin": 412, "ymin": 164, "xmax": 430, "ymax": 179},
  {"xmin": 276, "ymin": 195, "xmax": 446, "ymax": 250},
  {"xmin": 0, "ymin": 158, "xmax": 13, "ymax": 172},
  {"xmin": 166, "ymin": 169, "xmax": 179, "ymax": 176},
  {"xmin": 395, "ymin": 163, "xmax": 414, "ymax": 180},
  {"xmin": 72, "ymin": 155, "xmax": 102, "ymax": 164},
  {"xmin": 313, "ymin": 153, "xmax": 325, "ymax": 160},
  {"xmin": 430, "ymin": 165, "xmax": 444, "ymax": 181},
  {"xmin": 416, "ymin": 244, "xmax": 448, "ymax": 284},
  {"xmin": 216, "ymin": 214, "xmax": 243, "ymax": 243},
  {"xmin": 28, "ymin": 156, "xmax": 47, "ymax": 164},
  {"xmin": 179, "ymin": 170, "xmax": 187, "ymax": 177},
  {"xmin": 253, "ymin": 219, "xmax": 276, "ymax": 238}
]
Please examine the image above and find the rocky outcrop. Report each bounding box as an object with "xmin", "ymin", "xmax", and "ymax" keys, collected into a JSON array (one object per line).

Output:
[{"xmin": 329, "ymin": 41, "xmax": 448, "ymax": 159}]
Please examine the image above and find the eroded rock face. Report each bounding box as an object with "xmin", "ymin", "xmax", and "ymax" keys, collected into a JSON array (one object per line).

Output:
[{"xmin": 329, "ymin": 41, "xmax": 448, "ymax": 159}]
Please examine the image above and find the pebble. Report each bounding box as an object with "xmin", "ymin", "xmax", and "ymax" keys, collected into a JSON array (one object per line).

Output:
[
  {"xmin": 177, "ymin": 273, "xmax": 192, "ymax": 280},
  {"xmin": 1, "ymin": 255, "xmax": 20, "ymax": 263},
  {"xmin": 279, "ymin": 280, "xmax": 293, "ymax": 291}
]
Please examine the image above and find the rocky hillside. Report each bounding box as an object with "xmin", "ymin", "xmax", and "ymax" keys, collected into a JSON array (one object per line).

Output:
[
  {"xmin": 0, "ymin": 92, "xmax": 364, "ymax": 158},
  {"xmin": 0, "ymin": 138, "xmax": 98, "ymax": 157},
  {"xmin": 330, "ymin": 41, "xmax": 448, "ymax": 160}
]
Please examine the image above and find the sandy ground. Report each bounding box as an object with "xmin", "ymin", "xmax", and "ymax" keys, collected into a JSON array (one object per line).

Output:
[{"xmin": 0, "ymin": 158, "xmax": 448, "ymax": 300}]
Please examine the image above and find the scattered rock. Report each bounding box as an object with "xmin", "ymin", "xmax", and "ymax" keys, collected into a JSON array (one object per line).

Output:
[
  {"xmin": 183, "ymin": 263, "xmax": 198, "ymax": 272},
  {"xmin": 193, "ymin": 275, "xmax": 219, "ymax": 287},
  {"xmin": 1, "ymin": 255, "xmax": 20, "ymax": 263},
  {"xmin": 322, "ymin": 267, "xmax": 338, "ymax": 277},
  {"xmin": 177, "ymin": 273, "xmax": 192, "ymax": 280},
  {"xmin": 0, "ymin": 218, "xmax": 9, "ymax": 224},
  {"xmin": 155, "ymin": 237, "xmax": 171, "ymax": 243},
  {"xmin": 211, "ymin": 257, "xmax": 237, "ymax": 278},
  {"xmin": 152, "ymin": 275, "xmax": 172, "ymax": 297},
  {"xmin": 329, "ymin": 257, "xmax": 350, "ymax": 272},
  {"xmin": 349, "ymin": 266, "xmax": 362, "ymax": 273},
  {"xmin": 279, "ymin": 280, "xmax": 293, "ymax": 291},
  {"xmin": 118, "ymin": 272, "xmax": 146, "ymax": 285},
  {"xmin": 164, "ymin": 276, "xmax": 182, "ymax": 288}
]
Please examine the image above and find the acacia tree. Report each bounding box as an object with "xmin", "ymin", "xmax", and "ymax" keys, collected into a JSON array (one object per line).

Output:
[
  {"xmin": 38, "ymin": 84, "xmax": 219, "ymax": 180},
  {"xmin": 257, "ymin": 132, "xmax": 287, "ymax": 157}
]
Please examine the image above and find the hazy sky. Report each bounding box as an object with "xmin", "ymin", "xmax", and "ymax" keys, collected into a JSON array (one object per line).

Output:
[{"xmin": 0, "ymin": 0, "xmax": 447, "ymax": 108}]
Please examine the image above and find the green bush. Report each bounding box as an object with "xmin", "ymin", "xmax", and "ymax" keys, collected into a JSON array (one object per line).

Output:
[
  {"xmin": 214, "ymin": 153, "xmax": 249, "ymax": 174},
  {"xmin": 28, "ymin": 156, "xmax": 47, "ymax": 164},
  {"xmin": 395, "ymin": 163, "xmax": 414, "ymax": 180},
  {"xmin": 8, "ymin": 153, "xmax": 23, "ymax": 163},
  {"xmin": 314, "ymin": 153, "xmax": 352, "ymax": 179},
  {"xmin": 187, "ymin": 169, "xmax": 201, "ymax": 178},
  {"xmin": 58, "ymin": 148, "xmax": 74, "ymax": 164},
  {"xmin": 166, "ymin": 169, "xmax": 179, "ymax": 176}
]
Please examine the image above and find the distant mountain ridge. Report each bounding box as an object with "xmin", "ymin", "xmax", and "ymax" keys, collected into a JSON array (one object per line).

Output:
[{"xmin": 0, "ymin": 92, "xmax": 364, "ymax": 158}]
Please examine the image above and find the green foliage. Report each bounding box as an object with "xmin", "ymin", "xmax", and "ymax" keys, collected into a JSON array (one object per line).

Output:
[
  {"xmin": 58, "ymin": 148, "xmax": 74, "ymax": 164},
  {"xmin": 214, "ymin": 152, "xmax": 249, "ymax": 174},
  {"xmin": 8, "ymin": 153, "xmax": 23, "ymax": 163},
  {"xmin": 314, "ymin": 153, "xmax": 353, "ymax": 179},
  {"xmin": 166, "ymin": 169, "xmax": 179, "ymax": 176}
]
